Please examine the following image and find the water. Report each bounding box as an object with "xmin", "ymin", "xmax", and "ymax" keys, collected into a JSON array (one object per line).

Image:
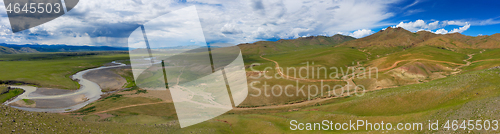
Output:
[{"xmin": 3, "ymin": 62, "xmax": 127, "ymax": 113}]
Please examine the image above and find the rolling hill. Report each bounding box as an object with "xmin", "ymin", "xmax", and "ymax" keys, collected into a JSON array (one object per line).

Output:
[
  {"xmin": 2, "ymin": 26, "xmax": 500, "ymax": 133},
  {"xmin": 237, "ymin": 34, "xmax": 355, "ymax": 56},
  {"xmin": 341, "ymin": 27, "xmax": 500, "ymax": 56},
  {"xmin": 0, "ymin": 46, "xmax": 19, "ymax": 54}
]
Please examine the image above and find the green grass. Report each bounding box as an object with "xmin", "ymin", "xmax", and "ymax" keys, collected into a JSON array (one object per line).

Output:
[
  {"xmin": 0, "ymin": 85, "xmax": 8, "ymax": 93},
  {"xmin": 372, "ymin": 46, "xmax": 468, "ymax": 69},
  {"xmin": 239, "ymin": 35, "xmax": 354, "ymax": 56},
  {"xmin": 0, "ymin": 52, "xmax": 130, "ymax": 89},
  {"xmin": 0, "ymin": 88, "xmax": 24, "ymax": 103},
  {"xmin": 174, "ymin": 68, "xmax": 500, "ymax": 133},
  {"xmin": 22, "ymin": 99, "xmax": 35, "ymax": 105},
  {"xmin": 317, "ymin": 68, "xmax": 499, "ymax": 116},
  {"xmin": 82, "ymin": 115, "xmax": 101, "ymax": 122},
  {"xmin": 113, "ymin": 68, "xmax": 136, "ymax": 88},
  {"xmin": 75, "ymin": 97, "xmax": 161, "ymax": 115},
  {"xmin": 135, "ymin": 89, "xmax": 148, "ymax": 94},
  {"xmin": 471, "ymin": 49, "xmax": 500, "ymax": 61},
  {"xmin": 107, "ymin": 115, "xmax": 174, "ymax": 125},
  {"xmin": 0, "ymin": 105, "xmax": 179, "ymax": 133},
  {"xmin": 65, "ymin": 67, "xmax": 500, "ymax": 133},
  {"xmin": 263, "ymin": 47, "xmax": 367, "ymax": 79}
]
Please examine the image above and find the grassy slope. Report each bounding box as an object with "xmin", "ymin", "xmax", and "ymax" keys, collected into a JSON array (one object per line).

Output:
[
  {"xmin": 2, "ymin": 29, "xmax": 500, "ymax": 133},
  {"xmin": 0, "ymin": 105, "xmax": 179, "ymax": 133},
  {"xmin": 0, "ymin": 46, "xmax": 18, "ymax": 54},
  {"xmin": 239, "ymin": 34, "xmax": 355, "ymax": 56},
  {"xmin": 0, "ymin": 88, "xmax": 24, "ymax": 103},
  {"xmin": 239, "ymin": 47, "xmax": 364, "ymax": 106},
  {"xmin": 369, "ymin": 46, "xmax": 468, "ymax": 69},
  {"xmin": 0, "ymin": 52, "xmax": 129, "ymax": 89},
  {"xmin": 264, "ymin": 47, "xmax": 367, "ymax": 79},
  {"xmin": 471, "ymin": 49, "xmax": 500, "ymax": 61},
  {"xmin": 179, "ymin": 67, "xmax": 500, "ymax": 133},
  {"xmin": 69, "ymin": 68, "xmax": 500, "ymax": 133}
]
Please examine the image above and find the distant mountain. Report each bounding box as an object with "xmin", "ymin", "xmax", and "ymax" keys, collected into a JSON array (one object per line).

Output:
[
  {"xmin": 17, "ymin": 47, "xmax": 39, "ymax": 53},
  {"xmin": 341, "ymin": 27, "xmax": 500, "ymax": 49},
  {"xmin": 156, "ymin": 45, "xmax": 205, "ymax": 50},
  {"xmin": 238, "ymin": 34, "xmax": 356, "ymax": 55},
  {"xmin": 0, "ymin": 44, "xmax": 129, "ymax": 54},
  {"xmin": 338, "ymin": 27, "xmax": 500, "ymax": 56},
  {"xmin": 0, "ymin": 46, "xmax": 18, "ymax": 54}
]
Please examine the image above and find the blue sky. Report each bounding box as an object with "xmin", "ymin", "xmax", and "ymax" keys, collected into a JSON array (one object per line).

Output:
[
  {"xmin": 382, "ymin": 0, "xmax": 500, "ymax": 36},
  {"xmin": 0, "ymin": 0, "xmax": 499, "ymax": 47}
]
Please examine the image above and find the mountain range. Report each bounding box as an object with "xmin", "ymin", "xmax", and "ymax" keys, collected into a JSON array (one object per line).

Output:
[
  {"xmin": 2, "ymin": 27, "xmax": 500, "ymax": 55},
  {"xmin": 238, "ymin": 27, "xmax": 500, "ymax": 56},
  {"xmin": 0, "ymin": 44, "xmax": 129, "ymax": 54}
]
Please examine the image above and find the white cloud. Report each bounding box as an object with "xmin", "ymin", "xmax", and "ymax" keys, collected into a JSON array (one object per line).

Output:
[
  {"xmin": 394, "ymin": 20, "xmax": 471, "ymax": 34},
  {"xmin": 450, "ymin": 23, "xmax": 470, "ymax": 33},
  {"xmin": 348, "ymin": 29, "xmax": 373, "ymax": 38},
  {"xmin": 404, "ymin": 9, "xmax": 424, "ymax": 16},
  {"xmin": 434, "ymin": 29, "xmax": 448, "ymax": 34},
  {"xmin": 0, "ymin": 0, "xmax": 400, "ymax": 46},
  {"xmin": 220, "ymin": 23, "xmax": 243, "ymax": 35},
  {"xmin": 434, "ymin": 23, "xmax": 471, "ymax": 34},
  {"xmin": 394, "ymin": 19, "xmax": 441, "ymax": 31},
  {"xmin": 402, "ymin": 0, "xmax": 419, "ymax": 10}
]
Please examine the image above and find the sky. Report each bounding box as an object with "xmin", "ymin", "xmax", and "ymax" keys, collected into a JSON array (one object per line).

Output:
[{"xmin": 0, "ymin": 0, "xmax": 499, "ymax": 47}]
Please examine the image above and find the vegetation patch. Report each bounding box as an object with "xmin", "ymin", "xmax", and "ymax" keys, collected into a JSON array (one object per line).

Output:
[
  {"xmin": 77, "ymin": 106, "xmax": 96, "ymax": 114},
  {"xmin": 0, "ymin": 88, "xmax": 24, "ymax": 103},
  {"xmin": 22, "ymin": 99, "xmax": 35, "ymax": 105},
  {"xmin": 0, "ymin": 52, "xmax": 130, "ymax": 89}
]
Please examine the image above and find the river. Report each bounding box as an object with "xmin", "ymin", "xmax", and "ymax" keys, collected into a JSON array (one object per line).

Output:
[{"xmin": 3, "ymin": 61, "xmax": 127, "ymax": 113}]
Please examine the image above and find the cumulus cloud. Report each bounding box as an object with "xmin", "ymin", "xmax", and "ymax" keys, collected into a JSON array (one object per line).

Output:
[
  {"xmin": 348, "ymin": 29, "xmax": 373, "ymax": 38},
  {"xmin": 434, "ymin": 23, "xmax": 471, "ymax": 34},
  {"xmin": 220, "ymin": 23, "xmax": 243, "ymax": 35},
  {"xmin": 394, "ymin": 19, "xmax": 441, "ymax": 31},
  {"xmin": 394, "ymin": 19, "xmax": 471, "ymax": 34},
  {"xmin": 0, "ymin": 0, "xmax": 400, "ymax": 46}
]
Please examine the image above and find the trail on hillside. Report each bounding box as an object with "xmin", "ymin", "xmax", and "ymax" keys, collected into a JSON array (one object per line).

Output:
[
  {"xmin": 258, "ymin": 55, "xmax": 345, "ymax": 82},
  {"xmin": 233, "ymin": 55, "xmax": 370, "ymax": 110},
  {"xmin": 236, "ymin": 53, "xmax": 483, "ymax": 110},
  {"xmin": 92, "ymin": 52, "xmax": 500, "ymax": 112}
]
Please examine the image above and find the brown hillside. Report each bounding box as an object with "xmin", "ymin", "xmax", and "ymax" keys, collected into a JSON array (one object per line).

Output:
[
  {"xmin": 341, "ymin": 27, "xmax": 500, "ymax": 50},
  {"xmin": 237, "ymin": 34, "xmax": 355, "ymax": 55},
  {"xmin": 341, "ymin": 27, "xmax": 438, "ymax": 48}
]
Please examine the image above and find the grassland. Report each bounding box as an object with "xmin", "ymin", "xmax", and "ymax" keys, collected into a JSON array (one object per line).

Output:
[
  {"xmin": 2, "ymin": 29, "xmax": 500, "ymax": 133},
  {"xmin": 0, "ymin": 105, "xmax": 180, "ymax": 133},
  {"xmin": 64, "ymin": 67, "xmax": 500, "ymax": 133},
  {"xmin": 263, "ymin": 47, "xmax": 367, "ymax": 79},
  {"xmin": 0, "ymin": 52, "xmax": 130, "ymax": 89},
  {"xmin": 471, "ymin": 49, "xmax": 500, "ymax": 61},
  {"xmin": 0, "ymin": 87, "xmax": 24, "ymax": 103},
  {"xmin": 178, "ymin": 67, "xmax": 500, "ymax": 133},
  {"xmin": 22, "ymin": 99, "xmax": 35, "ymax": 105},
  {"xmin": 367, "ymin": 46, "xmax": 468, "ymax": 69}
]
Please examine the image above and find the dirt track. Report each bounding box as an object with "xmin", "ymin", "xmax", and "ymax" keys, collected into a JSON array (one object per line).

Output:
[{"xmin": 92, "ymin": 53, "xmax": 500, "ymax": 112}]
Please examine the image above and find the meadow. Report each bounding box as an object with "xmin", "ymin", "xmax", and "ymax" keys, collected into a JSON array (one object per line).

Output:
[
  {"xmin": 1, "ymin": 35, "xmax": 500, "ymax": 133},
  {"xmin": 68, "ymin": 67, "xmax": 500, "ymax": 133},
  {"xmin": 0, "ymin": 51, "xmax": 130, "ymax": 89}
]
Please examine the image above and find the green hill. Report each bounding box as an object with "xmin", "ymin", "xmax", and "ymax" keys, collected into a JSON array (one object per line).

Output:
[
  {"xmin": 341, "ymin": 27, "xmax": 500, "ymax": 57},
  {"xmin": 0, "ymin": 46, "xmax": 19, "ymax": 54},
  {"xmin": 238, "ymin": 34, "xmax": 355, "ymax": 56}
]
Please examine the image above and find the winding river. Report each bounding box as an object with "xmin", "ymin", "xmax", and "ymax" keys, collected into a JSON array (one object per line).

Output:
[{"xmin": 3, "ymin": 61, "xmax": 127, "ymax": 113}]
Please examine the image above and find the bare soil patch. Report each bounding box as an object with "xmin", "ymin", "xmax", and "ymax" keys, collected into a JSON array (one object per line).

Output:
[{"xmin": 83, "ymin": 67, "xmax": 129, "ymax": 92}]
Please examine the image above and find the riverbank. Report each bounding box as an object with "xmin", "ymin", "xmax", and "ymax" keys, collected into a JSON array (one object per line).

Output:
[{"xmin": 3, "ymin": 62, "xmax": 127, "ymax": 112}]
